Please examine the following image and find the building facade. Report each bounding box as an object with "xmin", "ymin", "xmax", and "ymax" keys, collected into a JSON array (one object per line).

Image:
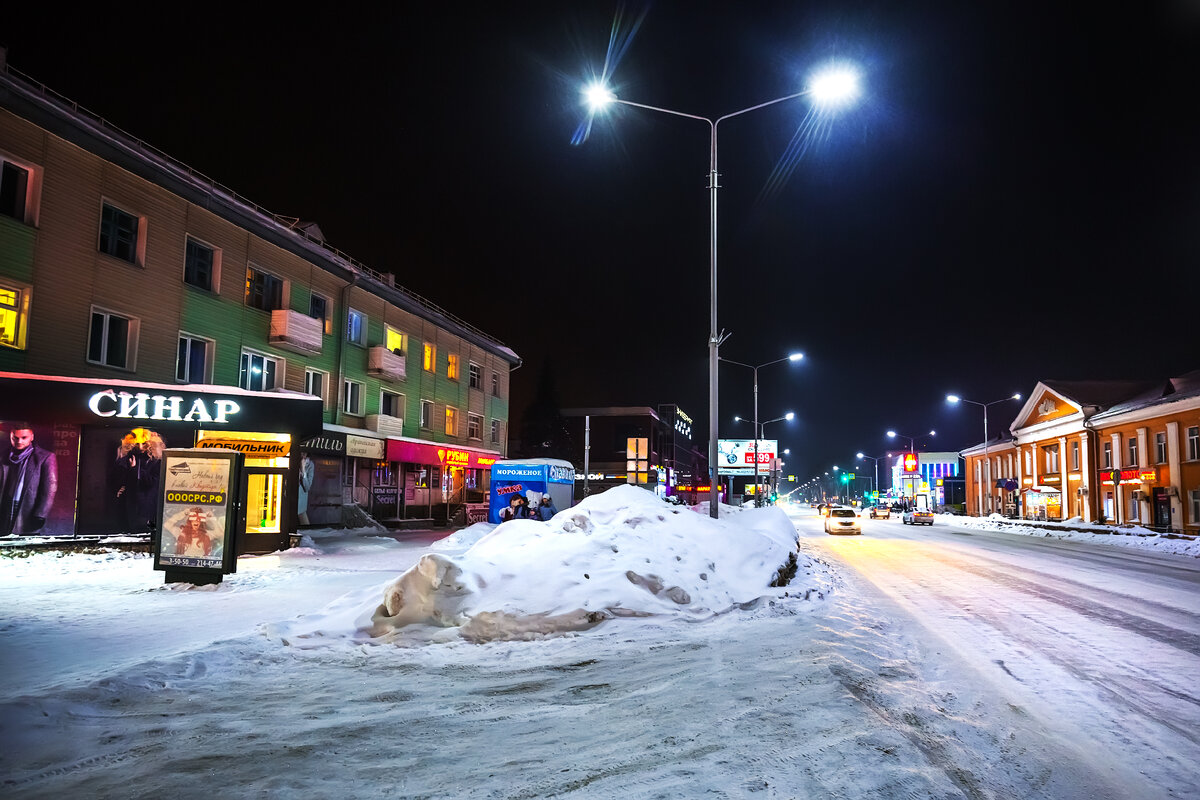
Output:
[
  {"xmin": 960, "ymin": 373, "xmax": 1200, "ymax": 532},
  {"xmin": 0, "ymin": 51, "xmax": 519, "ymax": 545}
]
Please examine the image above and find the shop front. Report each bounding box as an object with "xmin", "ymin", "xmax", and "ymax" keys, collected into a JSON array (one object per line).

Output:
[
  {"xmin": 0, "ymin": 372, "xmax": 322, "ymax": 553},
  {"xmin": 385, "ymin": 439, "xmax": 501, "ymax": 522}
]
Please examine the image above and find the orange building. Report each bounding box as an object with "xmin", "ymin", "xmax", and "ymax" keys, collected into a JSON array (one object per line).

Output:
[{"xmin": 961, "ymin": 371, "xmax": 1200, "ymax": 533}]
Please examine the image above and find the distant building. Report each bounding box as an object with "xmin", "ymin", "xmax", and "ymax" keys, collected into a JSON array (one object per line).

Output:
[{"xmin": 888, "ymin": 451, "xmax": 963, "ymax": 507}]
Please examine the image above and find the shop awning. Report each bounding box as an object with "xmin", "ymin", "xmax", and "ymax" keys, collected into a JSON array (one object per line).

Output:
[{"xmin": 1023, "ymin": 485, "xmax": 1061, "ymax": 494}]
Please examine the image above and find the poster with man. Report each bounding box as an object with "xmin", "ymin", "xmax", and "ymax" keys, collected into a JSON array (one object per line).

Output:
[{"xmin": 0, "ymin": 420, "xmax": 73, "ymax": 536}]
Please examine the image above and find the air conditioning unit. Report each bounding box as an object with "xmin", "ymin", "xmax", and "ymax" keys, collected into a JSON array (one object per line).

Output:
[
  {"xmin": 1166, "ymin": 486, "xmax": 1179, "ymax": 497},
  {"xmin": 1131, "ymin": 490, "xmax": 1146, "ymax": 501}
]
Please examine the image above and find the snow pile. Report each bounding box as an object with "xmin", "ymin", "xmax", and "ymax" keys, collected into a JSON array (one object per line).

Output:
[
  {"xmin": 271, "ymin": 485, "xmax": 827, "ymax": 646},
  {"xmin": 942, "ymin": 513, "xmax": 1200, "ymax": 556}
]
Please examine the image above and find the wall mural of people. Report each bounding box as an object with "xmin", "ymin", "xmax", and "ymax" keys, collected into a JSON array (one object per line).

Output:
[
  {"xmin": 110, "ymin": 427, "xmax": 164, "ymax": 535},
  {"xmin": 0, "ymin": 421, "xmax": 58, "ymax": 535},
  {"xmin": 297, "ymin": 451, "xmax": 314, "ymax": 526}
]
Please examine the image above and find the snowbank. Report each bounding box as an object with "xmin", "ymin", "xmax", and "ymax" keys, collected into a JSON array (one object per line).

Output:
[
  {"xmin": 941, "ymin": 513, "xmax": 1200, "ymax": 557},
  {"xmin": 271, "ymin": 485, "xmax": 830, "ymax": 646}
]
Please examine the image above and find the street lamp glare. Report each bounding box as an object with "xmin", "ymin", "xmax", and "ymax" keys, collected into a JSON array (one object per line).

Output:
[
  {"xmin": 946, "ymin": 394, "xmax": 960, "ymax": 404},
  {"xmin": 809, "ymin": 65, "xmax": 861, "ymax": 109},
  {"xmin": 584, "ymin": 83, "xmax": 616, "ymax": 112},
  {"xmin": 788, "ymin": 352, "xmax": 804, "ymax": 362},
  {"xmin": 1012, "ymin": 393, "xmax": 1022, "ymax": 400},
  {"xmin": 784, "ymin": 412, "xmax": 795, "ymax": 421},
  {"xmin": 856, "ymin": 452, "xmax": 864, "ymax": 459},
  {"xmin": 886, "ymin": 431, "xmax": 897, "ymax": 438}
]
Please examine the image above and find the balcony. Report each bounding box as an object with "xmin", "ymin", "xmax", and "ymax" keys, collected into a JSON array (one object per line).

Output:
[
  {"xmin": 368, "ymin": 346, "xmax": 406, "ymax": 382},
  {"xmin": 365, "ymin": 413, "xmax": 404, "ymax": 437},
  {"xmin": 268, "ymin": 309, "xmax": 323, "ymax": 356}
]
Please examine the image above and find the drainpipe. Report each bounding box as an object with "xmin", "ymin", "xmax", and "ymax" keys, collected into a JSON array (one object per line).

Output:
[{"xmin": 335, "ymin": 273, "xmax": 359, "ymax": 513}]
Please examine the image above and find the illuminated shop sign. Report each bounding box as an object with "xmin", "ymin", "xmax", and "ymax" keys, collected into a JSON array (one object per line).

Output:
[
  {"xmin": 89, "ymin": 389, "xmax": 240, "ymax": 424},
  {"xmin": 196, "ymin": 438, "xmax": 290, "ymax": 456},
  {"xmin": 902, "ymin": 453, "xmax": 919, "ymax": 473},
  {"xmin": 1100, "ymin": 468, "xmax": 1157, "ymax": 485},
  {"xmin": 439, "ymin": 448, "xmax": 471, "ymax": 465},
  {"xmin": 675, "ymin": 408, "xmax": 693, "ymax": 440}
]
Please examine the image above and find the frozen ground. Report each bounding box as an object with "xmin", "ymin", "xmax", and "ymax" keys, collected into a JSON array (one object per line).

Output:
[{"xmin": 1, "ymin": 489, "xmax": 1198, "ymax": 798}]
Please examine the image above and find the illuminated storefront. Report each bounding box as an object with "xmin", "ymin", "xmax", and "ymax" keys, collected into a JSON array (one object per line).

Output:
[
  {"xmin": 0, "ymin": 372, "xmax": 322, "ymax": 553},
  {"xmin": 385, "ymin": 438, "xmax": 501, "ymax": 521}
]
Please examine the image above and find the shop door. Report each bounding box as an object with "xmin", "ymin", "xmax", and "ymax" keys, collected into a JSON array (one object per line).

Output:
[
  {"xmin": 240, "ymin": 466, "xmax": 289, "ymax": 555},
  {"xmin": 1154, "ymin": 491, "xmax": 1171, "ymax": 529}
]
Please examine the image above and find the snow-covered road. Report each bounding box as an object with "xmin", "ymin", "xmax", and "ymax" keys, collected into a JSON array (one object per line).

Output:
[{"xmin": 3, "ymin": 504, "xmax": 1199, "ymax": 799}]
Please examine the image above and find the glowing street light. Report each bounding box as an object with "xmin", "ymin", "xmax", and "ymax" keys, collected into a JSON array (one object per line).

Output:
[
  {"xmin": 733, "ymin": 411, "xmax": 795, "ymax": 505},
  {"xmin": 946, "ymin": 393, "xmax": 1022, "ymax": 515},
  {"xmin": 584, "ymin": 67, "xmax": 859, "ymax": 519}
]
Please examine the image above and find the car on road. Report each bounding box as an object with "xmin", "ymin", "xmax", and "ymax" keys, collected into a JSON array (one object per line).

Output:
[
  {"xmin": 869, "ymin": 505, "xmax": 890, "ymax": 519},
  {"xmin": 825, "ymin": 507, "xmax": 862, "ymax": 535},
  {"xmin": 902, "ymin": 508, "xmax": 934, "ymax": 525}
]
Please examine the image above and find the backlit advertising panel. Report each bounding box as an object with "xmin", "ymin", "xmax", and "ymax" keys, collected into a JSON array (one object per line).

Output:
[
  {"xmin": 153, "ymin": 449, "xmax": 241, "ymax": 576},
  {"xmin": 716, "ymin": 439, "xmax": 778, "ymax": 476}
]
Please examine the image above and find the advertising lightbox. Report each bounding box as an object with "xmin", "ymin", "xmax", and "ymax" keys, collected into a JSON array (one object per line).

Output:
[
  {"xmin": 716, "ymin": 439, "xmax": 778, "ymax": 476},
  {"xmin": 153, "ymin": 448, "xmax": 242, "ymax": 583}
]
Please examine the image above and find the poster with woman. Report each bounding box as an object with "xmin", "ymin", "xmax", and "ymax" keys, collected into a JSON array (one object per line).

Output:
[{"xmin": 154, "ymin": 450, "xmax": 239, "ymax": 574}]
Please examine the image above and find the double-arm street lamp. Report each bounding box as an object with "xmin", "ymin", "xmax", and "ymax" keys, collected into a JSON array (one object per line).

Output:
[
  {"xmin": 585, "ymin": 68, "xmax": 860, "ymax": 519},
  {"xmin": 856, "ymin": 452, "xmax": 883, "ymax": 497},
  {"xmin": 886, "ymin": 430, "xmax": 935, "ymax": 498},
  {"xmin": 946, "ymin": 393, "xmax": 1022, "ymax": 514},
  {"xmin": 734, "ymin": 411, "xmax": 794, "ymax": 505},
  {"xmin": 724, "ymin": 351, "xmax": 804, "ymax": 501}
]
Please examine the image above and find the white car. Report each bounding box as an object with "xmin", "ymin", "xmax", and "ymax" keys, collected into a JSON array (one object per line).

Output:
[{"xmin": 824, "ymin": 507, "xmax": 862, "ymax": 535}]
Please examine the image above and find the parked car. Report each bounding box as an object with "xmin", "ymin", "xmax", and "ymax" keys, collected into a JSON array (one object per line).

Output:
[
  {"xmin": 869, "ymin": 505, "xmax": 890, "ymax": 519},
  {"xmin": 902, "ymin": 508, "xmax": 934, "ymax": 525},
  {"xmin": 825, "ymin": 507, "xmax": 862, "ymax": 535}
]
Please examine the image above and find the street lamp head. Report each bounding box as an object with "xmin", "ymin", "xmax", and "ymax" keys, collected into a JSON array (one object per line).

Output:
[
  {"xmin": 946, "ymin": 395, "xmax": 960, "ymax": 404},
  {"xmin": 928, "ymin": 430, "xmax": 936, "ymax": 436},
  {"xmin": 583, "ymin": 83, "xmax": 616, "ymax": 112},
  {"xmin": 734, "ymin": 415, "xmax": 743, "ymax": 422},
  {"xmin": 1012, "ymin": 393, "xmax": 1022, "ymax": 401},
  {"xmin": 788, "ymin": 352, "xmax": 804, "ymax": 362},
  {"xmin": 886, "ymin": 431, "xmax": 897, "ymax": 439},
  {"xmin": 809, "ymin": 64, "xmax": 861, "ymax": 109},
  {"xmin": 856, "ymin": 452, "xmax": 864, "ymax": 459},
  {"xmin": 784, "ymin": 412, "xmax": 795, "ymax": 421}
]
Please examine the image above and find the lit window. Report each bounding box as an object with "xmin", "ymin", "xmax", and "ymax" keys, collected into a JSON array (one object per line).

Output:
[
  {"xmin": 176, "ymin": 334, "xmax": 212, "ymax": 383},
  {"xmin": 245, "ymin": 266, "xmax": 283, "ymax": 311},
  {"xmin": 423, "ymin": 343, "xmax": 436, "ymax": 372},
  {"xmin": 0, "ymin": 283, "xmax": 30, "ymax": 350},
  {"xmin": 343, "ymin": 379, "xmax": 364, "ymax": 416},
  {"xmin": 88, "ymin": 307, "xmax": 139, "ymax": 369},
  {"xmin": 385, "ymin": 326, "xmax": 406, "ymax": 355},
  {"xmin": 99, "ymin": 202, "xmax": 142, "ymax": 265},
  {"xmin": 239, "ymin": 350, "xmax": 280, "ymax": 391},
  {"xmin": 346, "ymin": 308, "xmax": 366, "ymax": 345},
  {"xmin": 184, "ymin": 237, "xmax": 219, "ymax": 292},
  {"xmin": 447, "ymin": 353, "xmax": 459, "ymax": 380},
  {"xmin": 446, "ymin": 406, "xmax": 458, "ymax": 436}
]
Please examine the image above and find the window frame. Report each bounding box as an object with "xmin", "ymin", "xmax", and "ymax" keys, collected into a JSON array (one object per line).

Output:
[
  {"xmin": 384, "ymin": 325, "xmax": 406, "ymax": 355},
  {"xmin": 1190, "ymin": 489, "xmax": 1200, "ymax": 527},
  {"xmin": 176, "ymin": 332, "xmax": 213, "ymax": 384},
  {"xmin": 342, "ymin": 378, "xmax": 365, "ymax": 417},
  {"xmin": 445, "ymin": 405, "xmax": 459, "ymax": 437},
  {"xmin": 490, "ymin": 419, "xmax": 501, "ymax": 445},
  {"xmin": 309, "ymin": 293, "xmax": 332, "ymax": 335},
  {"xmin": 380, "ymin": 389, "xmax": 404, "ymax": 418},
  {"xmin": 346, "ymin": 307, "xmax": 367, "ymax": 346},
  {"xmin": 0, "ymin": 154, "xmax": 40, "ymax": 226},
  {"xmin": 1127, "ymin": 437, "xmax": 1138, "ymax": 467},
  {"xmin": 98, "ymin": 201, "xmax": 145, "ymax": 266},
  {"xmin": 420, "ymin": 399, "xmax": 433, "ymax": 429},
  {"xmin": 423, "ymin": 343, "xmax": 437, "ymax": 373},
  {"xmin": 1071, "ymin": 440, "xmax": 1080, "ymax": 471},
  {"xmin": 183, "ymin": 235, "xmax": 221, "ymax": 293},
  {"xmin": 0, "ymin": 280, "xmax": 31, "ymax": 351},
  {"xmin": 468, "ymin": 413, "xmax": 482, "ymax": 440},
  {"xmin": 469, "ymin": 362, "xmax": 482, "ymax": 390},
  {"xmin": 87, "ymin": 306, "xmax": 139, "ymax": 370},
  {"xmin": 1189, "ymin": 427, "xmax": 1200, "ymax": 461},
  {"xmin": 305, "ymin": 367, "xmax": 330, "ymax": 409},
  {"xmin": 491, "ymin": 371, "xmax": 500, "ymax": 397},
  {"xmin": 447, "ymin": 353, "xmax": 460, "ymax": 381},
  {"xmin": 1155, "ymin": 432, "xmax": 1167, "ymax": 464},
  {"xmin": 238, "ymin": 348, "xmax": 281, "ymax": 392},
  {"xmin": 245, "ymin": 264, "xmax": 285, "ymax": 312}
]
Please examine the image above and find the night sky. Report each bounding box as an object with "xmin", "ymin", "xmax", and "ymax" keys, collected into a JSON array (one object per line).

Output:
[{"xmin": 5, "ymin": 2, "xmax": 1198, "ymax": 482}]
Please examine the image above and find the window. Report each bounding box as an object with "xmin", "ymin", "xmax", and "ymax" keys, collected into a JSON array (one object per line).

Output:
[
  {"xmin": 423, "ymin": 343, "xmax": 436, "ymax": 372},
  {"xmin": 0, "ymin": 158, "xmax": 36, "ymax": 224},
  {"xmin": 1128, "ymin": 492, "xmax": 1140, "ymax": 521},
  {"xmin": 1189, "ymin": 427, "xmax": 1200, "ymax": 461},
  {"xmin": 87, "ymin": 307, "xmax": 138, "ymax": 369},
  {"xmin": 1103, "ymin": 442, "xmax": 1112, "ymax": 469},
  {"xmin": 468, "ymin": 414, "xmax": 482, "ymax": 440},
  {"xmin": 305, "ymin": 368, "xmax": 328, "ymax": 407},
  {"xmin": 309, "ymin": 294, "xmax": 330, "ymax": 335},
  {"xmin": 1024, "ymin": 449, "xmax": 1032, "ymax": 473},
  {"xmin": 346, "ymin": 308, "xmax": 366, "ymax": 345},
  {"xmin": 1127, "ymin": 437, "xmax": 1138, "ymax": 467},
  {"xmin": 490, "ymin": 419, "xmax": 501, "ymax": 444},
  {"xmin": 1155, "ymin": 432, "xmax": 1167, "ymax": 464},
  {"xmin": 447, "ymin": 353, "xmax": 460, "ymax": 380},
  {"xmin": 445, "ymin": 406, "xmax": 458, "ymax": 436},
  {"xmin": 1071, "ymin": 440, "xmax": 1080, "ymax": 471},
  {"xmin": 245, "ymin": 266, "xmax": 283, "ymax": 311},
  {"xmin": 176, "ymin": 334, "xmax": 212, "ymax": 383},
  {"xmin": 385, "ymin": 326, "xmax": 406, "ymax": 355},
  {"xmin": 99, "ymin": 202, "xmax": 142, "ymax": 265},
  {"xmin": 381, "ymin": 390, "xmax": 403, "ymax": 417},
  {"xmin": 420, "ymin": 400, "xmax": 433, "ymax": 429},
  {"xmin": 239, "ymin": 350, "xmax": 280, "ymax": 391},
  {"xmin": 492, "ymin": 371, "xmax": 500, "ymax": 397},
  {"xmin": 1191, "ymin": 490, "xmax": 1200, "ymax": 527},
  {"xmin": 343, "ymin": 379, "xmax": 364, "ymax": 416},
  {"xmin": 1043, "ymin": 445, "xmax": 1059, "ymax": 473},
  {"xmin": 0, "ymin": 283, "xmax": 30, "ymax": 350},
  {"xmin": 469, "ymin": 363, "xmax": 482, "ymax": 390},
  {"xmin": 184, "ymin": 237, "xmax": 219, "ymax": 292}
]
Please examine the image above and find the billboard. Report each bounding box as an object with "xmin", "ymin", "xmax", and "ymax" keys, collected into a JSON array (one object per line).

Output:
[
  {"xmin": 153, "ymin": 449, "xmax": 241, "ymax": 576},
  {"xmin": 716, "ymin": 439, "xmax": 778, "ymax": 476}
]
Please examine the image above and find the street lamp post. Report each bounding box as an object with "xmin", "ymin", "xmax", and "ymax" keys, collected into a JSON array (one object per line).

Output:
[
  {"xmin": 724, "ymin": 352, "xmax": 803, "ymax": 504},
  {"xmin": 856, "ymin": 452, "xmax": 882, "ymax": 497},
  {"xmin": 947, "ymin": 393, "xmax": 1022, "ymax": 515},
  {"xmin": 585, "ymin": 69, "xmax": 859, "ymax": 519},
  {"xmin": 886, "ymin": 429, "xmax": 936, "ymax": 500}
]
